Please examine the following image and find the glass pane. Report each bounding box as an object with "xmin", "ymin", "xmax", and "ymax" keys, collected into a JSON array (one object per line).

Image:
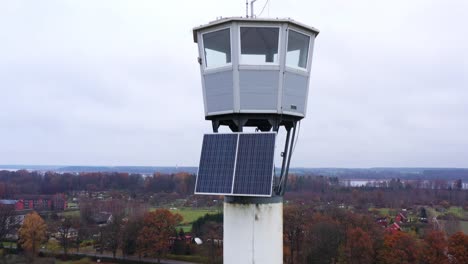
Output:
[
  {"xmin": 240, "ymin": 27, "xmax": 279, "ymax": 64},
  {"xmin": 286, "ymin": 30, "xmax": 310, "ymax": 69},
  {"xmin": 203, "ymin": 28, "xmax": 231, "ymax": 68}
]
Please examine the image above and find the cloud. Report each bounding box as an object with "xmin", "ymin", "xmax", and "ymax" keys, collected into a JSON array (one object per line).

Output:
[{"xmin": 0, "ymin": 0, "xmax": 467, "ymax": 167}]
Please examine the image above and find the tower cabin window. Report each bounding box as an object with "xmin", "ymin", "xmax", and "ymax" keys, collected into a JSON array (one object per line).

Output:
[
  {"xmin": 203, "ymin": 28, "xmax": 231, "ymax": 69},
  {"xmin": 240, "ymin": 27, "xmax": 279, "ymax": 65},
  {"xmin": 286, "ymin": 30, "xmax": 310, "ymax": 69}
]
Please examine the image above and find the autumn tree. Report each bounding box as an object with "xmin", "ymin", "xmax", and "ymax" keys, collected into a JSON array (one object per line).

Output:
[
  {"xmin": 340, "ymin": 227, "xmax": 374, "ymax": 264},
  {"xmin": 378, "ymin": 231, "xmax": 421, "ymax": 264},
  {"xmin": 422, "ymin": 230, "xmax": 448, "ymax": 264},
  {"xmin": 448, "ymin": 232, "xmax": 468, "ymax": 264},
  {"xmin": 283, "ymin": 205, "xmax": 309, "ymax": 264},
  {"xmin": 18, "ymin": 211, "xmax": 47, "ymax": 257},
  {"xmin": 137, "ymin": 209, "xmax": 182, "ymax": 263},
  {"xmin": 304, "ymin": 215, "xmax": 344, "ymax": 264}
]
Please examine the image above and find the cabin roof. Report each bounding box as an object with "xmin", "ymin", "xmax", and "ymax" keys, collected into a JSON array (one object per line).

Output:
[{"xmin": 193, "ymin": 17, "xmax": 320, "ymax": 42}]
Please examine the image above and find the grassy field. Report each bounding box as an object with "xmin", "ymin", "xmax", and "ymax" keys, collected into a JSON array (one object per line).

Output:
[
  {"xmin": 149, "ymin": 207, "xmax": 220, "ymax": 232},
  {"xmin": 369, "ymin": 207, "xmax": 395, "ymax": 216},
  {"xmin": 461, "ymin": 221, "xmax": 468, "ymax": 233},
  {"xmin": 446, "ymin": 206, "xmax": 466, "ymax": 219},
  {"xmin": 59, "ymin": 210, "xmax": 80, "ymax": 218},
  {"xmin": 170, "ymin": 207, "xmax": 220, "ymax": 224}
]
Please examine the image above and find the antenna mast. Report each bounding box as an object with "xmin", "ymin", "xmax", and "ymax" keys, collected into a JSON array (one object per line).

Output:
[
  {"xmin": 246, "ymin": 0, "xmax": 249, "ymax": 17},
  {"xmin": 250, "ymin": 0, "xmax": 258, "ymax": 17}
]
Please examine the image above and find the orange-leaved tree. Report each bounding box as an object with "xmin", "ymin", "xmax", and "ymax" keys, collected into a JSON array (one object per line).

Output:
[
  {"xmin": 422, "ymin": 230, "xmax": 449, "ymax": 264},
  {"xmin": 377, "ymin": 231, "xmax": 421, "ymax": 264},
  {"xmin": 448, "ymin": 231, "xmax": 468, "ymax": 264},
  {"xmin": 137, "ymin": 209, "xmax": 182, "ymax": 263},
  {"xmin": 18, "ymin": 211, "xmax": 47, "ymax": 256},
  {"xmin": 341, "ymin": 227, "xmax": 374, "ymax": 264}
]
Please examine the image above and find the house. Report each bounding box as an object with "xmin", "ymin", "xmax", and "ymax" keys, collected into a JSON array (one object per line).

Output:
[
  {"xmin": 376, "ymin": 217, "xmax": 388, "ymax": 228},
  {"xmin": 386, "ymin": 222, "xmax": 401, "ymax": 232},
  {"xmin": 0, "ymin": 200, "xmax": 17, "ymax": 210},
  {"xmin": 53, "ymin": 227, "xmax": 78, "ymax": 239},
  {"xmin": 12, "ymin": 194, "xmax": 67, "ymax": 211},
  {"xmin": 92, "ymin": 212, "xmax": 112, "ymax": 226},
  {"xmin": 395, "ymin": 212, "xmax": 408, "ymax": 223}
]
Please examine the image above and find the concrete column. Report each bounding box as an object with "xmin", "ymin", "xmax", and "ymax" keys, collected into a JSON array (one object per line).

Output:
[{"xmin": 223, "ymin": 196, "xmax": 283, "ymax": 264}]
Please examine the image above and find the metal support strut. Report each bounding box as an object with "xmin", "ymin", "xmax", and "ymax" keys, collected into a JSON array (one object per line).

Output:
[{"xmin": 276, "ymin": 121, "xmax": 297, "ymax": 196}]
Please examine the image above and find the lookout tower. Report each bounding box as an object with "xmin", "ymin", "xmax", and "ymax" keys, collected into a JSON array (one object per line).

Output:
[
  {"xmin": 193, "ymin": 17, "xmax": 319, "ymax": 132},
  {"xmin": 193, "ymin": 14, "xmax": 319, "ymax": 264}
]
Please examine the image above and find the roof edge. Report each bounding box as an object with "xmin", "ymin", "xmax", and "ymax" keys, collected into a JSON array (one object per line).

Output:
[{"xmin": 193, "ymin": 17, "xmax": 320, "ymax": 43}]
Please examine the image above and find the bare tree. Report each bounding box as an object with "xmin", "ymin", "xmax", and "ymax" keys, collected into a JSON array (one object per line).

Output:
[
  {"xmin": 56, "ymin": 216, "xmax": 74, "ymax": 256},
  {"xmin": 103, "ymin": 214, "xmax": 124, "ymax": 258},
  {"xmin": 0, "ymin": 203, "xmax": 21, "ymax": 242}
]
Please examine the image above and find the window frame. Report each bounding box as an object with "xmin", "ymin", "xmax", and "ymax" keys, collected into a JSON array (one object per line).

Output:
[
  {"xmin": 285, "ymin": 27, "xmax": 312, "ymax": 72},
  {"xmin": 238, "ymin": 24, "xmax": 282, "ymax": 66},
  {"xmin": 201, "ymin": 26, "xmax": 233, "ymax": 70}
]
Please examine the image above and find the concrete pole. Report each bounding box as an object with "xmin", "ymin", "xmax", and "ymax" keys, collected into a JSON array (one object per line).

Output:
[{"xmin": 223, "ymin": 196, "xmax": 283, "ymax": 264}]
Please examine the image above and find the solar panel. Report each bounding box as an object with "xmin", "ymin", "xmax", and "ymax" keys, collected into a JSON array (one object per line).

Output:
[
  {"xmin": 233, "ymin": 133, "xmax": 276, "ymax": 196},
  {"xmin": 195, "ymin": 132, "xmax": 276, "ymax": 197},
  {"xmin": 195, "ymin": 134, "xmax": 237, "ymax": 195}
]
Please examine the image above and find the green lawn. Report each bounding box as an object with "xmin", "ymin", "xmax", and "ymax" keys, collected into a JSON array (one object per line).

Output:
[
  {"xmin": 460, "ymin": 221, "xmax": 468, "ymax": 234},
  {"xmin": 177, "ymin": 224, "xmax": 192, "ymax": 233},
  {"xmin": 170, "ymin": 207, "xmax": 220, "ymax": 225},
  {"xmin": 149, "ymin": 207, "xmax": 220, "ymax": 232},
  {"xmin": 59, "ymin": 210, "xmax": 80, "ymax": 218},
  {"xmin": 369, "ymin": 207, "xmax": 393, "ymax": 216},
  {"xmin": 446, "ymin": 206, "xmax": 466, "ymax": 219},
  {"xmin": 1, "ymin": 241, "xmax": 16, "ymax": 248}
]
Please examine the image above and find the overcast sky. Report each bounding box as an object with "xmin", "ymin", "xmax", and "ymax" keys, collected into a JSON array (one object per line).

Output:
[{"xmin": 0, "ymin": 0, "xmax": 467, "ymax": 167}]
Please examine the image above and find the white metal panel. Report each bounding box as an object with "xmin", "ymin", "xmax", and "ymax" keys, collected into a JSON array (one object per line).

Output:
[
  {"xmin": 282, "ymin": 71, "xmax": 309, "ymax": 115},
  {"xmin": 204, "ymin": 70, "xmax": 234, "ymax": 114},
  {"xmin": 239, "ymin": 70, "xmax": 279, "ymax": 111}
]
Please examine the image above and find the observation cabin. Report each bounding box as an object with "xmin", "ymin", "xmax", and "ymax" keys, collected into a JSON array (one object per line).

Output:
[{"xmin": 193, "ymin": 17, "xmax": 319, "ymax": 132}]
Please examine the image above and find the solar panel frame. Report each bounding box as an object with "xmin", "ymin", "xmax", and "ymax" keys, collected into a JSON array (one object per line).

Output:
[
  {"xmin": 232, "ymin": 133, "xmax": 276, "ymax": 196},
  {"xmin": 195, "ymin": 134, "xmax": 238, "ymax": 195},
  {"xmin": 195, "ymin": 132, "xmax": 276, "ymax": 197}
]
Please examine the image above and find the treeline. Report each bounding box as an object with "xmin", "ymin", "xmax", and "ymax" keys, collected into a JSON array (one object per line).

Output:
[
  {"xmin": 0, "ymin": 170, "xmax": 196, "ymax": 197},
  {"xmin": 0, "ymin": 170, "xmax": 466, "ymax": 209},
  {"xmin": 285, "ymin": 175, "xmax": 467, "ymax": 209},
  {"xmin": 283, "ymin": 204, "xmax": 468, "ymax": 264}
]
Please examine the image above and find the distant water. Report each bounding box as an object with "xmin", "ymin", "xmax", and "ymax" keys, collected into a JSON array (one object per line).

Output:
[
  {"xmin": 345, "ymin": 179, "xmax": 468, "ymax": 189},
  {"xmin": 0, "ymin": 165, "xmax": 198, "ymax": 174}
]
